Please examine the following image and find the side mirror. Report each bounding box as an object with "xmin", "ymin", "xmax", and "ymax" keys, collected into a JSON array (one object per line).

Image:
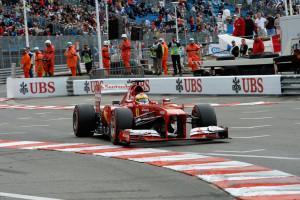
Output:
[{"xmin": 125, "ymin": 99, "xmax": 134, "ymax": 104}]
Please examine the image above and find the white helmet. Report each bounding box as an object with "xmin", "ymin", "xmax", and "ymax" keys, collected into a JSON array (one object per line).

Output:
[
  {"xmin": 45, "ymin": 40, "xmax": 51, "ymax": 44},
  {"xmin": 67, "ymin": 42, "xmax": 73, "ymax": 46},
  {"xmin": 121, "ymin": 34, "xmax": 127, "ymax": 38},
  {"xmin": 189, "ymin": 38, "xmax": 195, "ymax": 42},
  {"xmin": 159, "ymin": 38, "xmax": 164, "ymax": 42},
  {"xmin": 103, "ymin": 40, "xmax": 109, "ymax": 46},
  {"xmin": 33, "ymin": 47, "xmax": 39, "ymax": 51}
]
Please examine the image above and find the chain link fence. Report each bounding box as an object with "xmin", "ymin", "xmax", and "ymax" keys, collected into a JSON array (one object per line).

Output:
[{"xmin": 0, "ymin": 32, "xmax": 217, "ymax": 69}]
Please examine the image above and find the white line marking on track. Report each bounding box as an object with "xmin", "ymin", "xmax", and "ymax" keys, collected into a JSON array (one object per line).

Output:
[
  {"xmin": 17, "ymin": 117, "xmax": 32, "ymax": 120},
  {"xmin": 235, "ymin": 102, "xmax": 273, "ymax": 106},
  {"xmin": 34, "ymin": 112, "xmax": 52, "ymax": 115},
  {"xmin": 242, "ymin": 110, "xmax": 269, "ymax": 114},
  {"xmin": 214, "ymin": 149, "xmax": 265, "ymax": 153},
  {"xmin": 202, "ymin": 153, "xmax": 300, "ymax": 160},
  {"xmin": 0, "ymin": 141, "xmax": 42, "ymax": 147},
  {"xmin": 20, "ymin": 125, "xmax": 49, "ymax": 128},
  {"xmin": 131, "ymin": 154, "xmax": 208, "ymax": 162},
  {"xmin": 0, "ymin": 122, "xmax": 8, "ymax": 126},
  {"xmin": 46, "ymin": 118, "xmax": 72, "ymax": 121},
  {"xmin": 231, "ymin": 135, "xmax": 270, "ymax": 139},
  {"xmin": 95, "ymin": 149, "xmax": 170, "ymax": 157},
  {"xmin": 198, "ymin": 170, "xmax": 293, "ymax": 182},
  {"xmin": 0, "ymin": 192, "xmax": 63, "ymax": 200},
  {"xmin": 57, "ymin": 145, "xmax": 120, "ymax": 152},
  {"xmin": 22, "ymin": 143, "xmax": 83, "ymax": 150},
  {"xmin": 231, "ymin": 125, "xmax": 272, "ymax": 129},
  {"xmin": 164, "ymin": 161, "xmax": 251, "ymax": 171},
  {"xmin": 240, "ymin": 117, "xmax": 273, "ymax": 120},
  {"xmin": 0, "ymin": 131, "xmax": 27, "ymax": 135},
  {"xmin": 225, "ymin": 184, "xmax": 300, "ymax": 197}
]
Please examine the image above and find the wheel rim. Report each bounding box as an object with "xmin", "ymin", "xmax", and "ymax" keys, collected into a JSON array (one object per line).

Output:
[{"xmin": 110, "ymin": 126, "xmax": 117, "ymax": 142}]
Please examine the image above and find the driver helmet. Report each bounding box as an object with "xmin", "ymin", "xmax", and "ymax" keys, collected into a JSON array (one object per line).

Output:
[{"xmin": 135, "ymin": 93, "xmax": 149, "ymax": 104}]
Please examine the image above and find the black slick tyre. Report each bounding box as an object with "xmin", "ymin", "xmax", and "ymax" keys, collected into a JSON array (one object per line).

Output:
[
  {"xmin": 191, "ymin": 104, "xmax": 217, "ymax": 128},
  {"xmin": 73, "ymin": 104, "xmax": 96, "ymax": 137},
  {"xmin": 111, "ymin": 108, "xmax": 133, "ymax": 145}
]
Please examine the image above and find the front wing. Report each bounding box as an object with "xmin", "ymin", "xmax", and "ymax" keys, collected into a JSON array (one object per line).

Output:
[{"xmin": 118, "ymin": 126, "xmax": 229, "ymax": 144}]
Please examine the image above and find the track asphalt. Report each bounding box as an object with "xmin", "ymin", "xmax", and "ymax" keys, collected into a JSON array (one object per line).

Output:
[{"xmin": 0, "ymin": 90, "xmax": 300, "ymax": 200}]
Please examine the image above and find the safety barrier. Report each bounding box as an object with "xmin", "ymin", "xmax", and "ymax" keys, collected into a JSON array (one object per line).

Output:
[
  {"xmin": 281, "ymin": 75, "xmax": 300, "ymax": 95},
  {"xmin": 6, "ymin": 75, "xmax": 282, "ymax": 98},
  {"xmin": 7, "ymin": 77, "xmax": 68, "ymax": 98}
]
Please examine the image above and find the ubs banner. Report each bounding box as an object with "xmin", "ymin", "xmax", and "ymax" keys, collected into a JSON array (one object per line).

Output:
[
  {"xmin": 7, "ymin": 77, "xmax": 68, "ymax": 98},
  {"xmin": 73, "ymin": 76, "xmax": 282, "ymax": 96}
]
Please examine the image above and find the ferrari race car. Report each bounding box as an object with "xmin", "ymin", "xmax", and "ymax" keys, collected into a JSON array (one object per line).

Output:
[{"xmin": 73, "ymin": 80, "xmax": 228, "ymax": 145}]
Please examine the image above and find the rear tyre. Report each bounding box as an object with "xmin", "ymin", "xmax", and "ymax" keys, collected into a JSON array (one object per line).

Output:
[
  {"xmin": 111, "ymin": 108, "xmax": 133, "ymax": 145},
  {"xmin": 73, "ymin": 104, "xmax": 96, "ymax": 137},
  {"xmin": 191, "ymin": 104, "xmax": 217, "ymax": 128}
]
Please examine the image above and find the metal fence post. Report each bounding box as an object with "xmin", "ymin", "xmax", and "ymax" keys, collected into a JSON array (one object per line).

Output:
[{"xmin": 11, "ymin": 63, "xmax": 16, "ymax": 78}]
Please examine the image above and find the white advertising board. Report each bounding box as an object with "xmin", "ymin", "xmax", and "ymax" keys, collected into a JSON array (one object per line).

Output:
[
  {"xmin": 73, "ymin": 76, "xmax": 282, "ymax": 96},
  {"xmin": 73, "ymin": 78, "xmax": 130, "ymax": 95},
  {"xmin": 208, "ymin": 44, "xmax": 221, "ymax": 55},
  {"xmin": 7, "ymin": 77, "xmax": 68, "ymax": 98}
]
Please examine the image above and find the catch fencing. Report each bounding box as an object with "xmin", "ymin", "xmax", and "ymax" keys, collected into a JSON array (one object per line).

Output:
[
  {"xmin": 0, "ymin": 32, "xmax": 217, "ymax": 83},
  {"xmin": 0, "ymin": 32, "xmax": 217, "ymax": 68}
]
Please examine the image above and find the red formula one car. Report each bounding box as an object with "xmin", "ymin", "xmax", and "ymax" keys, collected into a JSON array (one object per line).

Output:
[{"xmin": 73, "ymin": 80, "xmax": 228, "ymax": 145}]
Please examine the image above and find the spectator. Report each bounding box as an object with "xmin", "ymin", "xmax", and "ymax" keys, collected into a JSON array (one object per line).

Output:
[
  {"xmin": 230, "ymin": 40, "xmax": 239, "ymax": 57},
  {"xmin": 196, "ymin": 14, "xmax": 202, "ymax": 32},
  {"xmin": 240, "ymin": 39, "xmax": 249, "ymax": 56},
  {"xmin": 232, "ymin": 14, "xmax": 245, "ymax": 37},
  {"xmin": 292, "ymin": 42, "xmax": 300, "ymax": 71},
  {"xmin": 64, "ymin": 42, "xmax": 77, "ymax": 76},
  {"xmin": 255, "ymin": 12, "xmax": 267, "ymax": 37},
  {"xmin": 252, "ymin": 35, "xmax": 265, "ymax": 55},
  {"xmin": 150, "ymin": 37, "xmax": 158, "ymax": 75},
  {"xmin": 151, "ymin": 37, "xmax": 163, "ymax": 75},
  {"xmin": 244, "ymin": 14, "xmax": 255, "ymax": 39},
  {"xmin": 168, "ymin": 36, "xmax": 182, "ymax": 76},
  {"xmin": 266, "ymin": 14, "xmax": 275, "ymax": 36},
  {"xmin": 274, "ymin": 13, "xmax": 281, "ymax": 35},
  {"xmin": 20, "ymin": 48, "xmax": 31, "ymax": 78},
  {"xmin": 189, "ymin": 16, "xmax": 195, "ymax": 32}
]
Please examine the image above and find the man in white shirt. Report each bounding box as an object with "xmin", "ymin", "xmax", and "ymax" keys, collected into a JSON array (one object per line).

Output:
[{"xmin": 255, "ymin": 12, "xmax": 267, "ymax": 37}]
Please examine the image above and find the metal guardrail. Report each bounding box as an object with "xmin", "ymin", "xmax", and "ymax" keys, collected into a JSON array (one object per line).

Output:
[
  {"xmin": 281, "ymin": 75, "xmax": 300, "ymax": 95},
  {"xmin": 90, "ymin": 60, "xmax": 145, "ymax": 79}
]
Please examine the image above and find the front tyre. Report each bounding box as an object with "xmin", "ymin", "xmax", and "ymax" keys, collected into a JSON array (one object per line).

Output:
[
  {"xmin": 111, "ymin": 108, "xmax": 133, "ymax": 145},
  {"xmin": 73, "ymin": 104, "xmax": 96, "ymax": 137},
  {"xmin": 191, "ymin": 104, "xmax": 217, "ymax": 128}
]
